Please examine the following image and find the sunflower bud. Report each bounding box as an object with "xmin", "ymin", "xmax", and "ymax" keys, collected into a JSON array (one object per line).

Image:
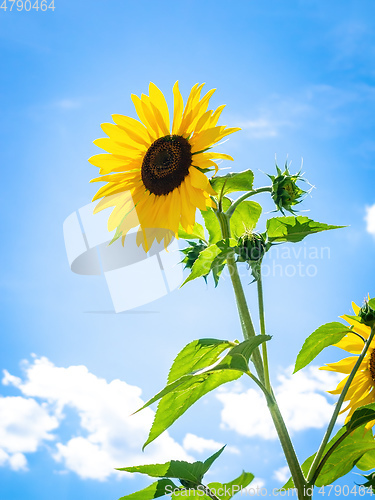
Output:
[
  {"xmin": 359, "ymin": 301, "xmax": 375, "ymax": 328},
  {"xmin": 268, "ymin": 162, "xmax": 307, "ymax": 214},
  {"xmin": 237, "ymin": 232, "xmax": 266, "ymax": 263}
]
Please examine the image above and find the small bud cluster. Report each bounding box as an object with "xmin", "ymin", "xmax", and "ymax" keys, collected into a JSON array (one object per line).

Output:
[
  {"xmin": 237, "ymin": 232, "xmax": 266, "ymax": 263},
  {"xmin": 268, "ymin": 162, "xmax": 307, "ymax": 214}
]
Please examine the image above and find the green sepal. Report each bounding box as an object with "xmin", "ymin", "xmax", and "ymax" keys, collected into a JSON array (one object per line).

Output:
[
  {"xmin": 359, "ymin": 472, "xmax": 375, "ymax": 492},
  {"xmin": 210, "ymin": 170, "xmax": 254, "ymax": 197},
  {"xmin": 117, "ymin": 447, "xmax": 225, "ymax": 486},
  {"xmin": 118, "ymin": 479, "xmax": 179, "ymax": 500},
  {"xmin": 266, "ymin": 216, "xmax": 344, "ymax": 244},
  {"xmin": 294, "ymin": 322, "xmax": 352, "ymax": 373},
  {"xmin": 139, "ymin": 337, "xmax": 269, "ymax": 449}
]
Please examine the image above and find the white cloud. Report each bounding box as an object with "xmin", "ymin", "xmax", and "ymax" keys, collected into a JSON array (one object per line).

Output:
[
  {"xmin": 273, "ymin": 465, "xmax": 290, "ymax": 484},
  {"xmin": 249, "ymin": 478, "xmax": 265, "ymax": 490},
  {"xmin": 2, "ymin": 356, "xmax": 192, "ymax": 480},
  {"xmin": 365, "ymin": 204, "xmax": 375, "ymax": 236},
  {"xmin": 182, "ymin": 433, "xmax": 239, "ymax": 455},
  {"xmin": 217, "ymin": 366, "xmax": 344, "ymax": 440},
  {"xmin": 0, "ymin": 395, "xmax": 58, "ymax": 471}
]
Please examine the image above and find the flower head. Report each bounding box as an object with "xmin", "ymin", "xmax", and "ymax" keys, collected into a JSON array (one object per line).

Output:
[
  {"xmin": 268, "ymin": 162, "xmax": 307, "ymax": 214},
  {"xmin": 321, "ymin": 301, "xmax": 375, "ymax": 429},
  {"xmin": 90, "ymin": 82, "xmax": 240, "ymax": 251}
]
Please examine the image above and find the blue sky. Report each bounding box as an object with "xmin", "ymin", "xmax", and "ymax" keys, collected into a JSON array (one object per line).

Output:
[{"xmin": 1, "ymin": 0, "xmax": 375, "ymax": 499}]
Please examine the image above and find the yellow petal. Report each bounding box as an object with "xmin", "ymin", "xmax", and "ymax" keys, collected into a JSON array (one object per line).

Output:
[
  {"xmin": 93, "ymin": 193, "xmax": 126, "ymax": 213},
  {"xmin": 321, "ymin": 356, "xmax": 358, "ymax": 374},
  {"xmin": 172, "ymin": 81, "xmax": 184, "ymax": 134},
  {"xmin": 341, "ymin": 314, "xmax": 371, "ymax": 339},
  {"xmin": 101, "ymin": 122, "xmax": 148, "ymax": 150},
  {"xmin": 131, "ymin": 93, "xmax": 158, "ymax": 141},
  {"xmin": 93, "ymin": 138, "xmax": 141, "ymax": 156},
  {"xmin": 111, "ymin": 114, "xmax": 151, "ymax": 143},
  {"xmin": 149, "ymin": 82, "xmax": 170, "ymax": 132},
  {"xmin": 89, "ymin": 153, "xmax": 138, "ymax": 170},
  {"xmin": 184, "ymin": 174, "xmax": 209, "ymax": 211},
  {"xmin": 209, "ymin": 105, "xmax": 226, "ymax": 127},
  {"xmin": 334, "ymin": 334, "xmax": 364, "ymax": 354},
  {"xmin": 189, "ymin": 167, "xmax": 217, "ymax": 195},
  {"xmin": 352, "ymin": 302, "xmax": 360, "ymax": 315}
]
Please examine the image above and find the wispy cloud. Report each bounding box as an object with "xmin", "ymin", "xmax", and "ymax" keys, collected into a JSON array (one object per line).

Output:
[
  {"xmin": 237, "ymin": 118, "xmax": 281, "ymax": 139},
  {"xmin": 53, "ymin": 99, "xmax": 82, "ymax": 110}
]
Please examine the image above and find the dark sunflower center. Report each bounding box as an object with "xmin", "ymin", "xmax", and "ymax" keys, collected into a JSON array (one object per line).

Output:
[
  {"xmin": 141, "ymin": 135, "xmax": 192, "ymax": 196},
  {"xmin": 369, "ymin": 350, "xmax": 375, "ymax": 382}
]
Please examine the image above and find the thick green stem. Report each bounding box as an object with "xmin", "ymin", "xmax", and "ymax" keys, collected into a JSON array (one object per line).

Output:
[
  {"xmin": 307, "ymin": 325, "xmax": 375, "ymax": 484},
  {"xmin": 268, "ymin": 399, "xmax": 310, "ymax": 500},
  {"xmin": 216, "ymin": 211, "xmax": 264, "ymax": 382},
  {"xmin": 216, "ymin": 209, "xmax": 307, "ymax": 498},
  {"xmin": 257, "ymin": 266, "xmax": 271, "ymax": 392}
]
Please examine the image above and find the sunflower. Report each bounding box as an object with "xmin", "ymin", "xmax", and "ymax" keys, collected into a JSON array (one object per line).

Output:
[
  {"xmin": 321, "ymin": 302, "xmax": 375, "ymax": 428},
  {"xmin": 89, "ymin": 82, "xmax": 240, "ymax": 251}
]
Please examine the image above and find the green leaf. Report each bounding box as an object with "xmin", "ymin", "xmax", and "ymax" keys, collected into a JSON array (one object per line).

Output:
[
  {"xmin": 346, "ymin": 403, "xmax": 375, "ymax": 433},
  {"xmin": 266, "ymin": 216, "xmax": 344, "ymax": 244},
  {"xmin": 182, "ymin": 243, "xmax": 223, "ymax": 285},
  {"xmin": 118, "ymin": 479, "xmax": 179, "ymax": 500},
  {"xmin": 210, "ymin": 170, "xmax": 254, "ymax": 196},
  {"xmin": 139, "ymin": 338, "xmax": 268, "ymax": 449},
  {"xmin": 294, "ymin": 322, "xmax": 351, "ymax": 373},
  {"xmin": 178, "ymin": 223, "xmax": 206, "ymax": 241},
  {"xmin": 215, "ymin": 336, "xmax": 271, "ymax": 373},
  {"xmin": 167, "ymin": 339, "xmax": 235, "ymax": 384},
  {"xmin": 207, "ymin": 472, "xmax": 255, "ymax": 500},
  {"xmin": 201, "ymin": 447, "xmax": 226, "ymax": 476},
  {"xmin": 118, "ymin": 448, "xmax": 225, "ymax": 485},
  {"xmin": 356, "ymin": 450, "xmax": 375, "ymax": 471},
  {"xmin": 182, "ymin": 240, "xmax": 236, "ymax": 286},
  {"xmin": 140, "ymin": 371, "xmax": 241, "ymax": 449},
  {"xmin": 230, "ymin": 201, "xmax": 262, "ymax": 238},
  {"xmin": 201, "ymin": 209, "xmax": 221, "ymax": 245},
  {"xmin": 283, "ymin": 426, "xmax": 375, "ymax": 488}
]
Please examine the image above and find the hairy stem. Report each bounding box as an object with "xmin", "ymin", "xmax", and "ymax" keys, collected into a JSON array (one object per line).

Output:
[
  {"xmin": 257, "ymin": 266, "xmax": 271, "ymax": 392},
  {"xmin": 216, "ymin": 208, "xmax": 307, "ymax": 498},
  {"xmin": 216, "ymin": 210, "xmax": 264, "ymax": 382},
  {"xmin": 225, "ymin": 186, "xmax": 272, "ymax": 218}
]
